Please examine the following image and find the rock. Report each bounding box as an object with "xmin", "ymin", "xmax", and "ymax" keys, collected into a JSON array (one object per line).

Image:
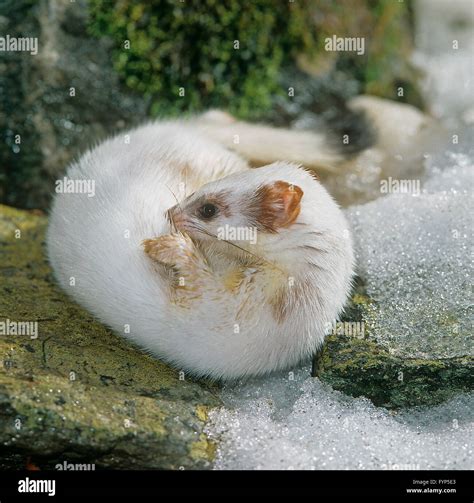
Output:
[
  {"xmin": 315, "ymin": 135, "xmax": 474, "ymax": 408},
  {"xmin": 317, "ymin": 289, "xmax": 473, "ymax": 409},
  {"xmin": 0, "ymin": 0, "xmax": 148, "ymax": 210},
  {"xmin": 0, "ymin": 205, "xmax": 220, "ymax": 469},
  {"xmin": 412, "ymin": 0, "xmax": 474, "ymax": 124}
]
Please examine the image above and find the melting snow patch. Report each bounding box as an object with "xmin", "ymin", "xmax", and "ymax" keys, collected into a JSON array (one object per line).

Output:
[{"xmin": 206, "ymin": 367, "xmax": 473, "ymax": 470}]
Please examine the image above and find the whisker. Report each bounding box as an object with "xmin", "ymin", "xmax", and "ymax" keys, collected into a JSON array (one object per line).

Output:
[
  {"xmin": 187, "ymin": 222, "xmax": 285, "ymax": 273},
  {"xmin": 164, "ymin": 184, "xmax": 181, "ymax": 207},
  {"xmin": 164, "ymin": 184, "xmax": 184, "ymax": 233}
]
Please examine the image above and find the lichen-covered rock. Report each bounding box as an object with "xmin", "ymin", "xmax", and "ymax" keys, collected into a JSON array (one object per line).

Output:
[
  {"xmin": 0, "ymin": 205, "xmax": 220, "ymax": 469},
  {"xmin": 316, "ymin": 288, "xmax": 473, "ymax": 409}
]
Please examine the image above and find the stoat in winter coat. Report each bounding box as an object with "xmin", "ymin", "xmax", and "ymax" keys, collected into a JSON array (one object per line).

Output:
[{"xmin": 47, "ymin": 113, "xmax": 355, "ymax": 379}]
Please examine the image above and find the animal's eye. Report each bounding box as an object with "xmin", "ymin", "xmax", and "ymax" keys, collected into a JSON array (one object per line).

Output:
[{"xmin": 199, "ymin": 203, "xmax": 218, "ymax": 219}]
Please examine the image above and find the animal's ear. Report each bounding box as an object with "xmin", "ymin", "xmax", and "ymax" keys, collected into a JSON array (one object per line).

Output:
[{"xmin": 256, "ymin": 181, "xmax": 304, "ymax": 231}]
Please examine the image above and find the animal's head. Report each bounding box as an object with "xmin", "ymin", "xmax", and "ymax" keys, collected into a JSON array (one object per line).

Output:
[
  {"xmin": 166, "ymin": 162, "xmax": 349, "ymax": 270},
  {"xmin": 166, "ymin": 163, "xmax": 307, "ymax": 254}
]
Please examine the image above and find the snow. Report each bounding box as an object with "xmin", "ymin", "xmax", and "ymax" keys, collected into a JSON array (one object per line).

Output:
[
  {"xmin": 346, "ymin": 138, "xmax": 473, "ymax": 359},
  {"xmin": 206, "ymin": 367, "xmax": 473, "ymax": 470}
]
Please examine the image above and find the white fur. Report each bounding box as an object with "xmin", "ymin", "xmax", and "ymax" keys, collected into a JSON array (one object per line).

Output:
[
  {"xmin": 193, "ymin": 111, "xmax": 343, "ymax": 172},
  {"xmin": 47, "ymin": 118, "xmax": 354, "ymax": 379}
]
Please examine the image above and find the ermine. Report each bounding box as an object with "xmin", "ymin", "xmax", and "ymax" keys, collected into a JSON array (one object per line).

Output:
[{"xmin": 47, "ymin": 113, "xmax": 355, "ymax": 379}]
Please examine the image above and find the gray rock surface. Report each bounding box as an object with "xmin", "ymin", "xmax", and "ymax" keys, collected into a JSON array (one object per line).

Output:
[{"xmin": 0, "ymin": 0, "xmax": 147, "ymax": 209}]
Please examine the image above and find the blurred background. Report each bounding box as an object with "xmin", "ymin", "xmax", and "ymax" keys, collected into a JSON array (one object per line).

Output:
[{"xmin": 0, "ymin": 0, "xmax": 423, "ymax": 210}]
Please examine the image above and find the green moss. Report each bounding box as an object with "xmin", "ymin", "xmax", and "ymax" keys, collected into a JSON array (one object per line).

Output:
[
  {"xmin": 87, "ymin": 0, "xmax": 419, "ymax": 120},
  {"xmin": 0, "ymin": 205, "xmax": 221, "ymax": 469},
  {"xmin": 87, "ymin": 0, "xmax": 314, "ymax": 119}
]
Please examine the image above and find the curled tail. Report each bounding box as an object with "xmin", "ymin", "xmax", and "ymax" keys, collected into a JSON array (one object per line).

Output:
[{"xmin": 193, "ymin": 105, "xmax": 376, "ymax": 174}]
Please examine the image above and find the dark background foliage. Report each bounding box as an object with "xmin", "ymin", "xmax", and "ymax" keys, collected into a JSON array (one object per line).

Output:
[{"xmin": 0, "ymin": 0, "xmax": 420, "ymax": 210}]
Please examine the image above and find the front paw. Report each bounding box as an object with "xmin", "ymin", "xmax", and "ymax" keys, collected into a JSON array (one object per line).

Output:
[{"xmin": 142, "ymin": 233, "xmax": 192, "ymax": 267}]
